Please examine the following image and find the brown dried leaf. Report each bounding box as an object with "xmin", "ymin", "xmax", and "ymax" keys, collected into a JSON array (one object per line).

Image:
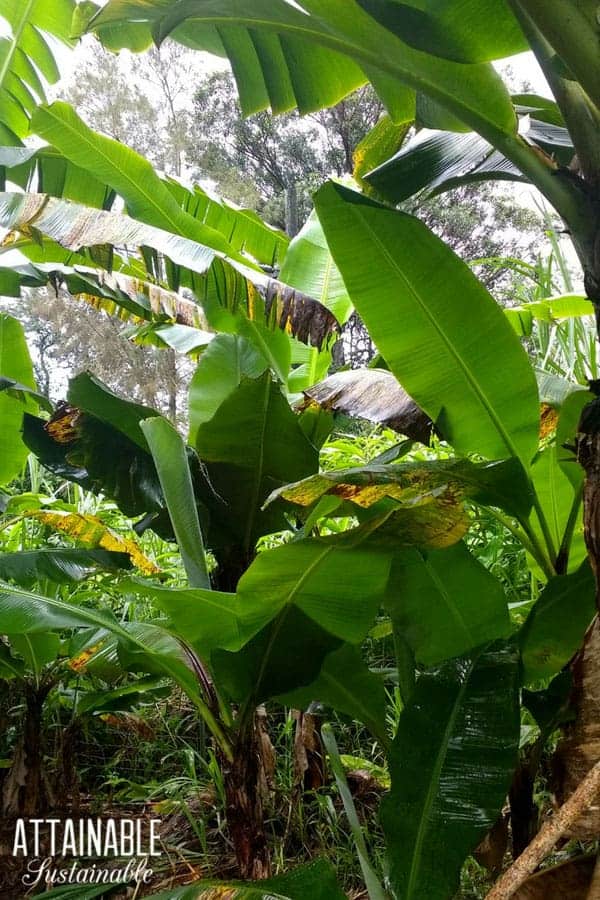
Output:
[
  {"xmin": 69, "ymin": 643, "xmax": 103, "ymax": 674},
  {"xmin": 304, "ymin": 369, "xmax": 433, "ymax": 443},
  {"xmin": 512, "ymin": 855, "xmax": 594, "ymax": 899}
]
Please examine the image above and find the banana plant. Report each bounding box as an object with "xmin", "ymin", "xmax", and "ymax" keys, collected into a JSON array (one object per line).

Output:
[{"xmin": 2, "ymin": 1, "xmax": 600, "ymax": 895}]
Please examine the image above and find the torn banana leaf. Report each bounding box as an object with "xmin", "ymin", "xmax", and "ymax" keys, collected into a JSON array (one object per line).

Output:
[{"xmin": 0, "ymin": 192, "xmax": 338, "ymax": 348}]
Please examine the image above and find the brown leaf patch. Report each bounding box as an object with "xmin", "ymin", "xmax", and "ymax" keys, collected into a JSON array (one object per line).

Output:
[{"xmin": 304, "ymin": 369, "xmax": 433, "ymax": 443}]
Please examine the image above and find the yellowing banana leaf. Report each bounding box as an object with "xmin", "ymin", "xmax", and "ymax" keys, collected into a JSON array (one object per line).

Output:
[
  {"xmin": 23, "ymin": 510, "xmax": 160, "ymax": 576},
  {"xmin": 267, "ymin": 458, "xmax": 533, "ymax": 521}
]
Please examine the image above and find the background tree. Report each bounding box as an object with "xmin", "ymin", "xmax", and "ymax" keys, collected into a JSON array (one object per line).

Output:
[{"xmin": 189, "ymin": 71, "xmax": 383, "ymax": 234}]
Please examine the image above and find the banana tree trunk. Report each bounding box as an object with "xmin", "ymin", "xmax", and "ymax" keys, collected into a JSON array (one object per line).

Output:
[
  {"xmin": 554, "ymin": 222, "xmax": 600, "ymax": 838},
  {"xmin": 1, "ymin": 683, "xmax": 51, "ymax": 816},
  {"xmin": 221, "ymin": 715, "xmax": 272, "ymax": 879}
]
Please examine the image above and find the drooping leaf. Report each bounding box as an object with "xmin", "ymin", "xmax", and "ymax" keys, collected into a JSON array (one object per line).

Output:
[
  {"xmin": 0, "ymin": 548, "xmax": 132, "ymax": 586},
  {"xmin": 556, "ymin": 389, "xmax": 592, "ymax": 488},
  {"xmin": 279, "ymin": 643, "xmax": 388, "ymax": 745},
  {"xmin": 75, "ymin": 675, "xmax": 170, "ymax": 715},
  {"xmin": 268, "ymin": 457, "xmax": 533, "ymax": 522},
  {"xmin": 519, "ymin": 563, "xmax": 596, "ymax": 684},
  {"xmin": 90, "ymin": 0, "xmax": 518, "ymax": 142},
  {"xmin": 381, "ymin": 641, "xmax": 520, "ymax": 900},
  {"xmin": 0, "ymin": 313, "xmax": 36, "ymax": 484},
  {"xmin": 0, "ymin": 193, "xmax": 339, "ymax": 349},
  {"xmin": 0, "ymin": 581, "xmax": 226, "ymax": 743},
  {"xmin": 385, "ymin": 543, "xmax": 510, "ymax": 666},
  {"xmin": 303, "ymin": 369, "xmax": 433, "ymax": 444},
  {"xmin": 30, "ymin": 102, "xmax": 240, "ymax": 255},
  {"xmin": 355, "ymin": 0, "xmax": 527, "ymax": 64},
  {"xmin": 365, "ymin": 115, "xmax": 573, "ymax": 202},
  {"xmin": 314, "ymin": 182, "xmax": 540, "ymax": 465},
  {"xmin": 21, "ymin": 510, "xmax": 160, "ymax": 576},
  {"xmin": 141, "ymin": 859, "xmax": 346, "ymax": 899},
  {"xmin": 123, "ymin": 580, "xmax": 244, "ymax": 657},
  {"xmin": 365, "ymin": 128, "xmax": 520, "ymax": 203},
  {"xmin": 141, "ymin": 418, "xmax": 210, "ymax": 589}
]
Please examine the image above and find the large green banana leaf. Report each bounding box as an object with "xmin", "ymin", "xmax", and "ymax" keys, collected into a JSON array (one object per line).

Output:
[
  {"xmin": 87, "ymin": 1, "xmax": 583, "ymax": 218},
  {"xmin": 355, "ymin": 0, "xmax": 527, "ymax": 64},
  {"xmin": 192, "ymin": 371, "xmax": 318, "ymax": 563},
  {"xmin": 89, "ymin": 0, "xmax": 515, "ymax": 140},
  {"xmin": 386, "ymin": 543, "xmax": 510, "ymax": 666},
  {"xmin": 314, "ymin": 182, "xmax": 540, "ymax": 466},
  {"xmin": 1, "ymin": 138, "xmax": 288, "ymax": 269},
  {"xmin": 0, "ymin": 313, "xmax": 36, "ymax": 484},
  {"xmin": 381, "ymin": 641, "xmax": 520, "ymax": 900},
  {"xmin": 365, "ymin": 118, "xmax": 573, "ymax": 203},
  {"xmin": 188, "ymin": 334, "xmax": 268, "ymax": 444},
  {"xmin": 84, "ymin": 3, "xmax": 367, "ymax": 118},
  {"xmin": 0, "ymin": 0, "xmax": 74, "ymax": 143}
]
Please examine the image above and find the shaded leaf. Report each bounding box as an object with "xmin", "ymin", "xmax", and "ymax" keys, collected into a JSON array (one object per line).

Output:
[
  {"xmin": 142, "ymin": 859, "xmax": 346, "ymax": 899},
  {"xmin": 278, "ymin": 644, "xmax": 388, "ymax": 744},
  {"xmin": 268, "ymin": 457, "xmax": 533, "ymax": 522},
  {"xmin": 193, "ymin": 372, "xmax": 318, "ymax": 564},
  {"xmin": 0, "ymin": 313, "xmax": 36, "ymax": 484},
  {"xmin": 0, "ymin": 548, "xmax": 132, "ymax": 586},
  {"xmin": 519, "ymin": 563, "xmax": 596, "ymax": 684},
  {"xmin": 381, "ymin": 642, "xmax": 520, "ymax": 900}
]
